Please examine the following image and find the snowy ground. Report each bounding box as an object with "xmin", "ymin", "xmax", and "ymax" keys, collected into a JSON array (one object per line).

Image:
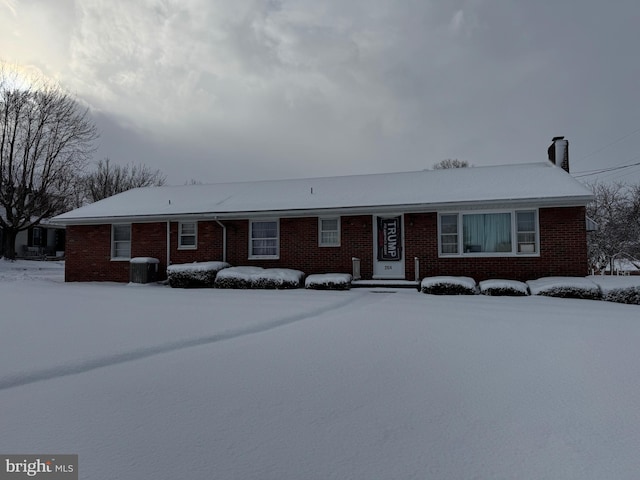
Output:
[{"xmin": 1, "ymin": 260, "xmax": 640, "ymax": 479}]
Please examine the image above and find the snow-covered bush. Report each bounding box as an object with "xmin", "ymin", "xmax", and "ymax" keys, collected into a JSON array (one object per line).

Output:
[
  {"xmin": 167, "ymin": 261, "xmax": 230, "ymax": 288},
  {"xmin": 215, "ymin": 267, "xmax": 304, "ymax": 289},
  {"xmin": 214, "ymin": 266, "xmax": 262, "ymax": 289},
  {"xmin": 479, "ymin": 279, "xmax": 529, "ymax": 296},
  {"xmin": 601, "ymin": 286, "xmax": 640, "ymax": 305},
  {"xmin": 252, "ymin": 269, "xmax": 305, "ymax": 289},
  {"xmin": 527, "ymin": 277, "xmax": 601, "ymax": 300},
  {"xmin": 420, "ymin": 276, "xmax": 477, "ymax": 295},
  {"xmin": 589, "ymin": 276, "xmax": 640, "ymax": 305},
  {"xmin": 305, "ymin": 273, "xmax": 352, "ymax": 290}
]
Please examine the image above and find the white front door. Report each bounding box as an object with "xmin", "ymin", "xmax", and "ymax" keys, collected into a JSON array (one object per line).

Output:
[{"xmin": 373, "ymin": 215, "xmax": 405, "ymax": 279}]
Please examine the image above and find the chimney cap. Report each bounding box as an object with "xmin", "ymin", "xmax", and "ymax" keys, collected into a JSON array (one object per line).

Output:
[{"xmin": 552, "ymin": 136, "xmax": 565, "ymax": 142}]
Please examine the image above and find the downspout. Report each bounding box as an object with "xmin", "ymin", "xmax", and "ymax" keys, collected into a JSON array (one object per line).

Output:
[
  {"xmin": 215, "ymin": 220, "xmax": 227, "ymax": 262},
  {"xmin": 166, "ymin": 221, "xmax": 171, "ymax": 268}
]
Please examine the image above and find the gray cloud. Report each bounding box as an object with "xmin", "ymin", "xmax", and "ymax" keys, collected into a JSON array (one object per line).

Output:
[{"xmin": 1, "ymin": 0, "xmax": 640, "ymax": 183}]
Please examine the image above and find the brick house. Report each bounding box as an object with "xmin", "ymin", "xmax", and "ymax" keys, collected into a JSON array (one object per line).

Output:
[{"xmin": 53, "ymin": 152, "xmax": 593, "ymax": 283}]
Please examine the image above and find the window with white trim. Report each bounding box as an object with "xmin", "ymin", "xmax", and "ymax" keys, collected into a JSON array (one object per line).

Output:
[
  {"xmin": 516, "ymin": 211, "xmax": 538, "ymax": 253},
  {"xmin": 319, "ymin": 217, "xmax": 340, "ymax": 246},
  {"xmin": 178, "ymin": 222, "xmax": 197, "ymax": 249},
  {"xmin": 112, "ymin": 224, "xmax": 131, "ymax": 260},
  {"xmin": 439, "ymin": 214, "xmax": 459, "ymax": 254},
  {"xmin": 438, "ymin": 210, "xmax": 538, "ymax": 256},
  {"xmin": 249, "ymin": 220, "xmax": 279, "ymax": 258}
]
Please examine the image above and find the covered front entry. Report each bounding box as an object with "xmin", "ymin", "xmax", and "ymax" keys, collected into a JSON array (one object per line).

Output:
[{"xmin": 372, "ymin": 214, "xmax": 405, "ymax": 279}]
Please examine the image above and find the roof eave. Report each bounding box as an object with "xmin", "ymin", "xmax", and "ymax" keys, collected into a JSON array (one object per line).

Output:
[{"xmin": 52, "ymin": 195, "xmax": 593, "ymax": 226}]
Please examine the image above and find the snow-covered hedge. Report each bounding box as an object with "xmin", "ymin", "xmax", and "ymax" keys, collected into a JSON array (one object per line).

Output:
[
  {"xmin": 420, "ymin": 276, "xmax": 477, "ymax": 295},
  {"xmin": 167, "ymin": 261, "xmax": 230, "ymax": 288},
  {"xmin": 215, "ymin": 267, "xmax": 305, "ymax": 289},
  {"xmin": 479, "ymin": 279, "xmax": 529, "ymax": 296},
  {"xmin": 590, "ymin": 276, "xmax": 640, "ymax": 305},
  {"xmin": 305, "ymin": 273, "xmax": 352, "ymax": 290},
  {"xmin": 601, "ymin": 287, "xmax": 640, "ymax": 305},
  {"xmin": 252, "ymin": 269, "xmax": 305, "ymax": 289},
  {"xmin": 527, "ymin": 277, "xmax": 601, "ymax": 300}
]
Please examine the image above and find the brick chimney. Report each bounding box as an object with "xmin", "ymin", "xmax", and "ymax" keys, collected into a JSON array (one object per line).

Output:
[{"xmin": 548, "ymin": 136, "xmax": 569, "ymax": 173}]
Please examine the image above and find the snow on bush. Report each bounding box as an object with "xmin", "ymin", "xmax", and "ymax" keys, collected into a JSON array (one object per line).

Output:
[
  {"xmin": 420, "ymin": 276, "xmax": 477, "ymax": 295},
  {"xmin": 215, "ymin": 267, "xmax": 304, "ymax": 289},
  {"xmin": 601, "ymin": 287, "xmax": 640, "ymax": 305},
  {"xmin": 252, "ymin": 269, "xmax": 305, "ymax": 289},
  {"xmin": 214, "ymin": 267, "xmax": 263, "ymax": 289},
  {"xmin": 527, "ymin": 277, "xmax": 601, "ymax": 300},
  {"xmin": 305, "ymin": 273, "xmax": 352, "ymax": 290},
  {"xmin": 590, "ymin": 276, "xmax": 640, "ymax": 305},
  {"xmin": 479, "ymin": 279, "xmax": 529, "ymax": 296},
  {"xmin": 167, "ymin": 261, "xmax": 230, "ymax": 288}
]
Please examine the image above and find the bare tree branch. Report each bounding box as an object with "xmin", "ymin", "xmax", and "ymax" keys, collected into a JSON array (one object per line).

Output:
[
  {"xmin": 83, "ymin": 158, "xmax": 166, "ymax": 203},
  {"xmin": 1, "ymin": 65, "xmax": 98, "ymax": 258}
]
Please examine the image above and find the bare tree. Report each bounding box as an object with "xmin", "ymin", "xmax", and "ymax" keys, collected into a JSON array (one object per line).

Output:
[
  {"xmin": 83, "ymin": 158, "xmax": 166, "ymax": 203},
  {"xmin": 586, "ymin": 181, "xmax": 640, "ymax": 273},
  {"xmin": 0, "ymin": 66, "xmax": 98, "ymax": 258},
  {"xmin": 433, "ymin": 159, "xmax": 470, "ymax": 169}
]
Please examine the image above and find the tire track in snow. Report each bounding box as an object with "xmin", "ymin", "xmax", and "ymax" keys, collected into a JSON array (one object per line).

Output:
[{"xmin": 0, "ymin": 292, "xmax": 369, "ymax": 391}]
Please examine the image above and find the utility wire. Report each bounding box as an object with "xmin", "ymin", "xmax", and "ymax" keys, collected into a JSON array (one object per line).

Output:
[
  {"xmin": 576, "ymin": 126, "xmax": 640, "ymax": 162},
  {"xmin": 572, "ymin": 159, "xmax": 640, "ymax": 178}
]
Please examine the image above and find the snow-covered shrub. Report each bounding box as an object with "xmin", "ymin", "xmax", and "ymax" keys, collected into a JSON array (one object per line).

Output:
[
  {"xmin": 479, "ymin": 279, "xmax": 529, "ymax": 296},
  {"xmin": 305, "ymin": 273, "xmax": 352, "ymax": 290},
  {"xmin": 214, "ymin": 267, "xmax": 304, "ymax": 289},
  {"xmin": 167, "ymin": 261, "xmax": 230, "ymax": 288},
  {"xmin": 527, "ymin": 277, "xmax": 601, "ymax": 300},
  {"xmin": 252, "ymin": 269, "xmax": 305, "ymax": 289},
  {"xmin": 590, "ymin": 276, "xmax": 640, "ymax": 305},
  {"xmin": 214, "ymin": 266, "xmax": 263, "ymax": 289},
  {"xmin": 601, "ymin": 287, "xmax": 640, "ymax": 305},
  {"xmin": 420, "ymin": 276, "xmax": 477, "ymax": 295}
]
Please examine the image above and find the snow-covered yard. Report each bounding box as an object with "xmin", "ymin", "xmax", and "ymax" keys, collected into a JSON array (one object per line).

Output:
[{"xmin": 1, "ymin": 260, "xmax": 640, "ymax": 479}]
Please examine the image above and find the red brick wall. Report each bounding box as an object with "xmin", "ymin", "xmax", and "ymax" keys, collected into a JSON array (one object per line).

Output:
[
  {"xmin": 65, "ymin": 224, "xmax": 129, "ymax": 282},
  {"xmin": 170, "ymin": 221, "xmax": 224, "ymax": 264},
  {"xmin": 65, "ymin": 207, "xmax": 588, "ymax": 283},
  {"xmin": 223, "ymin": 216, "xmax": 373, "ymax": 278},
  {"xmin": 65, "ymin": 221, "xmax": 227, "ymax": 282},
  {"xmin": 405, "ymin": 206, "xmax": 588, "ymax": 282}
]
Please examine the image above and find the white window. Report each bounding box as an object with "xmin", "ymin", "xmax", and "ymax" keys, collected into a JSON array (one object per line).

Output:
[
  {"xmin": 439, "ymin": 214, "xmax": 459, "ymax": 254},
  {"xmin": 249, "ymin": 219, "xmax": 279, "ymax": 258},
  {"xmin": 438, "ymin": 210, "xmax": 538, "ymax": 256},
  {"xmin": 112, "ymin": 224, "xmax": 131, "ymax": 260},
  {"xmin": 319, "ymin": 217, "xmax": 340, "ymax": 246},
  {"xmin": 516, "ymin": 211, "xmax": 538, "ymax": 253},
  {"xmin": 178, "ymin": 222, "xmax": 197, "ymax": 249}
]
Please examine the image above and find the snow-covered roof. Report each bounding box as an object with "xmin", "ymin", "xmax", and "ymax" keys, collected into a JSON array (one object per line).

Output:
[{"xmin": 53, "ymin": 162, "xmax": 593, "ymax": 224}]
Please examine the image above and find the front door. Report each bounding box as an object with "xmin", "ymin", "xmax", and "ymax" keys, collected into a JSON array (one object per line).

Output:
[{"xmin": 373, "ymin": 215, "xmax": 405, "ymax": 279}]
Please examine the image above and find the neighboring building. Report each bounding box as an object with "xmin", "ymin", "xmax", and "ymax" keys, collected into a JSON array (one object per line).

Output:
[
  {"xmin": 604, "ymin": 258, "xmax": 640, "ymax": 276},
  {"xmin": 0, "ymin": 209, "xmax": 66, "ymax": 259},
  {"xmin": 53, "ymin": 150, "xmax": 594, "ymax": 283}
]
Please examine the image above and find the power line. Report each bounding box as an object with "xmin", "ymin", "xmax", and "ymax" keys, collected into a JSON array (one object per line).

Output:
[
  {"xmin": 572, "ymin": 159, "xmax": 640, "ymax": 178},
  {"xmin": 577, "ymin": 126, "xmax": 640, "ymax": 161}
]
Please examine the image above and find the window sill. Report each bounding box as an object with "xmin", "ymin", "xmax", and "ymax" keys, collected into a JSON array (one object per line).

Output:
[
  {"xmin": 319, "ymin": 244, "xmax": 340, "ymax": 248},
  {"xmin": 178, "ymin": 246, "xmax": 197, "ymax": 251},
  {"xmin": 248, "ymin": 255, "xmax": 280, "ymax": 260},
  {"xmin": 111, "ymin": 257, "xmax": 131, "ymax": 262},
  {"xmin": 439, "ymin": 252, "xmax": 540, "ymax": 258}
]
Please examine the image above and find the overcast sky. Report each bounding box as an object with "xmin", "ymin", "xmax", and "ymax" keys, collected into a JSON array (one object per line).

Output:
[{"xmin": 2, "ymin": 0, "xmax": 640, "ymax": 184}]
